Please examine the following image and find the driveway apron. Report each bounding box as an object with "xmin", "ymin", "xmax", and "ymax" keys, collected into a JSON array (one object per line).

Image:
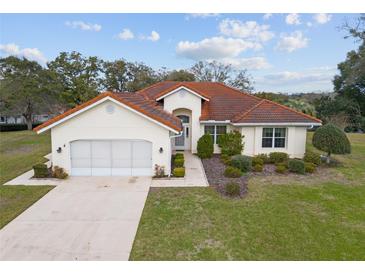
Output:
[{"xmin": 0, "ymin": 176, "xmax": 151, "ymax": 260}]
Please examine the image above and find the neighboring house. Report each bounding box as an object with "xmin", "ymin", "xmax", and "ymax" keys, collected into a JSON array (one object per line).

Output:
[
  {"xmin": 34, "ymin": 81, "xmax": 321, "ymax": 176},
  {"xmin": 0, "ymin": 114, "xmax": 52, "ymax": 125}
]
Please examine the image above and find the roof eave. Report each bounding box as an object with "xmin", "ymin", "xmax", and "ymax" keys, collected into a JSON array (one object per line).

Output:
[
  {"xmin": 34, "ymin": 95, "xmax": 181, "ymax": 134},
  {"xmin": 155, "ymin": 85, "xmax": 210, "ymax": 101}
]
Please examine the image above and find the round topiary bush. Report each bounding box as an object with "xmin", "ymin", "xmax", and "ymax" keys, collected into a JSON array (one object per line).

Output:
[
  {"xmin": 303, "ymin": 151, "xmax": 321, "ymax": 165},
  {"xmin": 224, "ymin": 166, "xmax": 242, "ymax": 178},
  {"xmin": 257, "ymin": 153, "xmax": 270, "ymax": 164},
  {"xmin": 275, "ymin": 164, "xmax": 287, "ymax": 174},
  {"xmin": 174, "ymin": 153, "xmax": 184, "ymax": 159},
  {"xmin": 197, "ymin": 134, "xmax": 214, "ymax": 159},
  {"xmin": 173, "ymin": 167, "xmax": 185, "ymax": 177},
  {"xmin": 253, "ymin": 164, "xmax": 263, "ymax": 172},
  {"xmin": 252, "ymin": 156, "xmax": 264, "ymax": 166},
  {"xmin": 230, "ymin": 155, "xmax": 252, "ymax": 172},
  {"xmin": 305, "ymin": 162, "xmax": 316, "ymax": 173},
  {"xmin": 288, "ymin": 159, "xmax": 305, "ymax": 174},
  {"xmin": 312, "ymin": 123, "xmax": 351, "ymax": 163},
  {"xmin": 174, "ymin": 157, "xmax": 184, "ymax": 168},
  {"xmin": 217, "ymin": 130, "xmax": 244, "ymax": 156},
  {"xmin": 225, "ymin": 182, "xmax": 241, "ymax": 197},
  {"xmin": 33, "ymin": 163, "xmax": 49, "ymax": 178},
  {"xmin": 220, "ymin": 154, "xmax": 231, "ymax": 165},
  {"xmin": 269, "ymin": 152, "xmax": 289, "ymax": 164}
]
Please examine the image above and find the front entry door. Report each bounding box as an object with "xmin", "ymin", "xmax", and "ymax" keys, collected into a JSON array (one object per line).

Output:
[{"xmin": 174, "ymin": 124, "xmax": 190, "ymax": 150}]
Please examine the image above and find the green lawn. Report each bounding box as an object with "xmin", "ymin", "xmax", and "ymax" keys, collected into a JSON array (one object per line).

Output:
[
  {"xmin": 0, "ymin": 130, "xmax": 51, "ymax": 185},
  {"xmin": 0, "ymin": 130, "xmax": 53, "ymax": 229},
  {"xmin": 130, "ymin": 133, "xmax": 365, "ymax": 260},
  {"xmin": 0, "ymin": 185, "xmax": 54, "ymax": 229}
]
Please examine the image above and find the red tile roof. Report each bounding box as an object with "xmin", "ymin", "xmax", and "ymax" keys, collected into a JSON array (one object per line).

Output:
[
  {"xmin": 138, "ymin": 81, "xmax": 321, "ymax": 124},
  {"xmin": 34, "ymin": 91, "xmax": 182, "ymax": 133},
  {"xmin": 35, "ymin": 81, "xmax": 321, "ymax": 133}
]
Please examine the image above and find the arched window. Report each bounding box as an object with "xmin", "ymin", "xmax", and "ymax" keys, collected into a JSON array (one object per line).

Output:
[{"xmin": 177, "ymin": 115, "xmax": 190, "ymax": 123}]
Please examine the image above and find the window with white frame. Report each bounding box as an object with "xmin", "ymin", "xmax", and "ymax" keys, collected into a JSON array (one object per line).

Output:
[
  {"xmin": 262, "ymin": 128, "xmax": 286, "ymax": 148},
  {"xmin": 204, "ymin": 125, "xmax": 227, "ymax": 144}
]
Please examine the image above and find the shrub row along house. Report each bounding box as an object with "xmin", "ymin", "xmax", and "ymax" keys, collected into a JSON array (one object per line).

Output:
[{"xmin": 34, "ymin": 81, "xmax": 321, "ymax": 176}]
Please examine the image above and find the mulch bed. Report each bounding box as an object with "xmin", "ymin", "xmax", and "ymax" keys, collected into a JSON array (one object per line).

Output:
[{"xmin": 202, "ymin": 155, "xmax": 248, "ymax": 198}]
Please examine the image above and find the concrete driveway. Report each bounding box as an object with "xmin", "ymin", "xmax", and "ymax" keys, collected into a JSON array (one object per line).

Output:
[{"xmin": 0, "ymin": 176, "xmax": 151, "ymax": 261}]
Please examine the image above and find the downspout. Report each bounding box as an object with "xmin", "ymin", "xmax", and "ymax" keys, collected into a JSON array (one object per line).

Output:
[{"xmin": 170, "ymin": 130, "xmax": 183, "ymax": 139}]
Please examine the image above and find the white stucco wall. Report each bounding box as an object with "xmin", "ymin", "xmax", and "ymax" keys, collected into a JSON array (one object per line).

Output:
[
  {"xmin": 50, "ymin": 99, "xmax": 172, "ymax": 175},
  {"xmin": 163, "ymin": 88, "xmax": 202, "ymax": 153},
  {"xmin": 240, "ymin": 126, "xmax": 307, "ymax": 158}
]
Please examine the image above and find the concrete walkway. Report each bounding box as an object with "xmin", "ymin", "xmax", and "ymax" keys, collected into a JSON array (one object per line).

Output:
[
  {"xmin": 151, "ymin": 152, "xmax": 208, "ymax": 187},
  {"xmin": 0, "ymin": 176, "xmax": 151, "ymax": 261}
]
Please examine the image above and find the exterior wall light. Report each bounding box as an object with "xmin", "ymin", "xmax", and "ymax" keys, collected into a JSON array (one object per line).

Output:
[
  {"xmin": 57, "ymin": 147, "xmax": 62, "ymax": 153},
  {"xmin": 159, "ymin": 147, "xmax": 163, "ymax": 153}
]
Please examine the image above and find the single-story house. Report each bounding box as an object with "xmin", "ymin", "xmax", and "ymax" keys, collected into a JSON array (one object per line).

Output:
[{"xmin": 34, "ymin": 81, "xmax": 321, "ymax": 176}]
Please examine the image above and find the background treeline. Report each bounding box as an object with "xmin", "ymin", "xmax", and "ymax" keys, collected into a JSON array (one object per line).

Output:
[{"xmin": 0, "ymin": 16, "xmax": 364, "ymax": 131}]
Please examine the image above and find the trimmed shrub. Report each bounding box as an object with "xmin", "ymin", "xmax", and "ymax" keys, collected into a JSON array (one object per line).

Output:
[
  {"xmin": 175, "ymin": 153, "xmax": 184, "ymax": 159},
  {"xmin": 217, "ymin": 130, "xmax": 244, "ymax": 156},
  {"xmin": 173, "ymin": 167, "xmax": 185, "ymax": 177},
  {"xmin": 225, "ymin": 182, "xmax": 241, "ymax": 197},
  {"xmin": 269, "ymin": 152, "xmax": 289, "ymax": 164},
  {"xmin": 0, "ymin": 123, "xmax": 41, "ymax": 132},
  {"xmin": 312, "ymin": 123, "xmax": 351, "ymax": 163},
  {"xmin": 253, "ymin": 164, "xmax": 263, "ymax": 172},
  {"xmin": 33, "ymin": 163, "xmax": 49, "ymax": 178},
  {"xmin": 303, "ymin": 151, "xmax": 321, "ymax": 165},
  {"xmin": 224, "ymin": 166, "xmax": 242, "ymax": 178},
  {"xmin": 174, "ymin": 158, "xmax": 184, "ymax": 168},
  {"xmin": 305, "ymin": 162, "xmax": 316, "ymax": 173},
  {"xmin": 52, "ymin": 166, "xmax": 68, "ymax": 179},
  {"xmin": 230, "ymin": 155, "xmax": 252, "ymax": 172},
  {"xmin": 220, "ymin": 154, "xmax": 231, "ymax": 165},
  {"xmin": 252, "ymin": 156, "xmax": 264, "ymax": 166},
  {"xmin": 257, "ymin": 153, "xmax": 270, "ymax": 164},
  {"xmin": 197, "ymin": 134, "xmax": 214, "ymax": 159},
  {"xmin": 288, "ymin": 159, "xmax": 305, "ymax": 174},
  {"xmin": 275, "ymin": 164, "xmax": 287, "ymax": 174}
]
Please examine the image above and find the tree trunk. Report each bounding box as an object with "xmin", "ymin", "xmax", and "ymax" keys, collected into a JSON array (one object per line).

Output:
[
  {"xmin": 23, "ymin": 101, "xmax": 33, "ymax": 130},
  {"xmin": 26, "ymin": 118, "xmax": 32, "ymax": 130},
  {"xmin": 326, "ymin": 151, "xmax": 331, "ymax": 164}
]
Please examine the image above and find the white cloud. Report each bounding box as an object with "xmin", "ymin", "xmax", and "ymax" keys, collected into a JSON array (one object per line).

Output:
[
  {"xmin": 176, "ymin": 36, "xmax": 261, "ymax": 60},
  {"xmin": 285, "ymin": 13, "xmax": 301, "ymax": 25},
  {"xmin": 219, "ymin": 19, "xmax": 275, "ymax": 42},
  {"xmin": 65, "ymin": 21, "xmax": 101, "ymax": 32},
  {"xmin": 313, "ymin": 13, "xmax": 332, "ymax": 24},
  {"xmin": 255, "ymin": 66, "xmax": 337, "ymax": 92},
  {"xmin": 276, "ymin": 31, "xmax": 308, "ymax": 52},
  {"xmin": 146, "ymin": 30, "xmax": 160, "ymax": 41},
  {"xmin": 0, "ymin": 43, "xmax": 47, "ymax": 64},
  {"xmin": 216, "ymin": 57, "xmax": 271, "ymax": 70},
  {"xmin": 117, "ymin": 28, "xmax": 134, "ymax": 40},
  {"xmin": 263, "ymin": 13, "xmax": 272, "ymax": 20},
  {"xmin": 306, "ymin": 22, "xmax": 313, "ymax": 27}
]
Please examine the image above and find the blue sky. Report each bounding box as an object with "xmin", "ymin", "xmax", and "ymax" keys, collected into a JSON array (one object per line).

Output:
[{"xmin": 0, "ymin": 13, "xmax": 360, "ymax": 93}]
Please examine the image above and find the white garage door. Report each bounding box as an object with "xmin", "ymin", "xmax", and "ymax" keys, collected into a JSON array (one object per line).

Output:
[{"xmin": 70, "ymin": 140, "xmax": 152, "ymax": 176}]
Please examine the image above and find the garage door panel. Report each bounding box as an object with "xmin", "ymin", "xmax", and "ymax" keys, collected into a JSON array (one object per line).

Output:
[
  {"xmin": 131, "ymin": 168, "xmax": 151, "ymax": 176},
  {"xmin": 92, "ymin": 168, "xmax": 111, "ymax": 176},
  {"xmin": 71, "ymin": 141, "xmax": 91, "ymax": 158},
  {"xmin": 70, "ymin": 140, "xmax": 152, "ymax": 176},
  {"xmin": 71, "ymin": 158, "xmax": 91, "ymax": 168},
  {"xmin": 111, "ymin": 168, "xmax": 132, "ymax": 176},
  {"xmin": 132, "ymin": 141, "xmax": 152, "ymax": 168},
  {"xmin": 71, "ymin": 168, "xmax": 92, "ymax": 176},
  {"xmin": 112, "ymin": 141, "xmax": 132, "ymax": 168}
]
